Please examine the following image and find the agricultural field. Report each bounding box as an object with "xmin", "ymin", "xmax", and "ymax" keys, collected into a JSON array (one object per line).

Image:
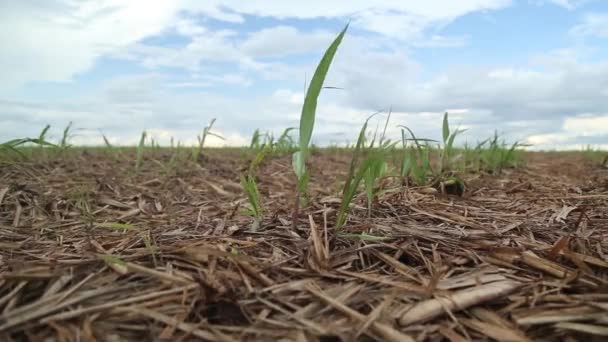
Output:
[{"xmin": 1, "ymin": 25, "xmax": 608, "ymax": 342}]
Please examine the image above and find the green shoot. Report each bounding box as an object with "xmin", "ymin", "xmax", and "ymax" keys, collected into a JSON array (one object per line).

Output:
[
  {"xmin": 439, "ymin": 112, "xmax": 466, "ymax": 177},
  {"xmin": 275, "ymin": 127, "xmax": 297, "ymax": 153},
  {"xmin": 98, "ymin": 254, "xmax": 126, "ymax": 266},
  {"xmin": 335, "ymin": 113, "xmax": 379, "ymax": 230},
  {"xmin": 37, "ymin": 124, "xmax": 51, "ymax": 159},
  {"xmin": 0, "ymin": 125, "xmax": 56, "ymax": 161},
  {"xmin": 292, "ymin": 23, "xmax": 348, "ymax": 227},
  {"xmin": 96, "ymin": 222, "xmax": 138, "ymax": 231},
  {"xmin": 136, "ymin": 130, "xmax": 147, "ymax": 172},
  {"xmin": 241, "ymin": 173, "xmax": 264, "ymax": 231},
  {"xmin": 194, "ymin": 118, "xmax": 224, "ymax": 162},
  {"xmin": 60, "ymin": 122, "xmax": 73, "ymax": 151},
  {"xmin": 250, "ymin": 129, "xmax": 261, "ymax": 149},
  {"xmin": 102, "ymin": 133, "xmax": 113, "ymax": 149},
  {"xmin": 339, "ymin": 232, "xmax": 390, "ymax": 241},
  {"xmin": 398, "ymin": 125, "xmax": 436, "ymax": 186},
  {"xmin": 241, "ymin": 144, "xmax": 272, "ymax": 231},
  {"xmin": 164, "ymin": 141, "xmax": 182, "ymax": 175},
  {"xmin": 362, "ymin": 114, "xmax": 395, "ymax": 216},
  {"xmin": 479, "ymin": 131, "xmax": 526, "ymax": 174}
]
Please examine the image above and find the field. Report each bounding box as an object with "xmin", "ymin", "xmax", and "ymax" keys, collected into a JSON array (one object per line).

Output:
[
  {"xmin": 2, "ymin": 26, "xmax": 608, "ymax": 341},
  {"xmin": 0, "ymin": 144, "xmax": 607, "ymax": 341}
]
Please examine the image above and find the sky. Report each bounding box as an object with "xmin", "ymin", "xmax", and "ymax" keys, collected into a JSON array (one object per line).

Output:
[{"xmin": 1, "ymin": 0, "xmax": 607, "ymax": 150}]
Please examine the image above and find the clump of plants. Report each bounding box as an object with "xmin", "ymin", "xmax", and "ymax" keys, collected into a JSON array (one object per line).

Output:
[
  {"xmin": 0, "ymin": 125, "xmax": 56, "ymax": 161},
  {"xmin": 398, "ymin": 112, "xmax": 466, "ymax": 195},
  {"xmin": 250, "ymin": 127, "xmax": 297, "ymax": 155}
]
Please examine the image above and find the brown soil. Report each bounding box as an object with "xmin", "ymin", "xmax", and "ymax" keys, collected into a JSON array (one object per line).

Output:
[{"xmin": 0, "ymin": 150, "xmax": 607, "ymax": 341}]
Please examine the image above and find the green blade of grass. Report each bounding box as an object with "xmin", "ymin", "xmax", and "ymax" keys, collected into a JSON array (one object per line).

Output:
[
  {"xmin": 60, "ymin": 122, "xmax": 73, "ymax": 149},
  {"xmin": 294, "ymin": 23, "xmax": 348, "ymax": 180},
  {"xmin": 442, "ymin": 112, "xmax": 450, "ymax": 144},
  {"xmin": 95, "ymin": 222, "xmax": 139, "ymax": 231},
  {"xmin": 339, "ymin": 232, "xmax": 390, "ymax": 241},
  {"xmin": 335, "ymin": 113, "xmax": 380, "ymax": 230},
  {"xmin": 136, "ymin": 130, "xmax": 147, "ymax": 172}
]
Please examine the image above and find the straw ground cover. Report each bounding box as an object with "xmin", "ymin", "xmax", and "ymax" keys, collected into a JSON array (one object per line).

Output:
[
  {"xmin": 1, "ymin": 28, "xmax": 608, "ymax": 341},
  {"xmin": 0, "ymin": 144, "xmax": 607, "ymax": 341}
]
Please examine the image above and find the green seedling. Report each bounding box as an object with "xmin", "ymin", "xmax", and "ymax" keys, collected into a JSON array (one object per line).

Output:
[
  {"xmin": 98, "ymin": 254, "xmax": 126, "ymax": 266},
  {"xmin": 275, "ymin": 127, "xmax": 297, "ymax": 153},
  {"xmin": 292, "ymin": 23, "xmax": 348, "ymax": 227},
  {"xmin": 241, "ymin": 173, "xmax": 264, "ymax": 231},
  {"xmin": 362, "ymin": 113, "xmax": 395, "ymax": 216},
  {"xmin": 335, "ymin": 113, "xmax": 379, "ymax": 230},
  {"xmin": 136, "ymin": 130, "xmax": 147, "ymax": 172},
  {"xmin": 59, "ymin": 122, "xmax": 73, "ymax": 151},
  {"xmin": 0, "ymin": 134, "xmax": 55, "ymax": 160},
  {"xmin": 399, "ymin": 125, "xmax": 436, "ymax": 186},
  {"xmin": 194, "ymin": 118, "xmax": 224, "ymax": 162},
  {"xmin": 480, "ymin": 131, "xmax": 526, "ymax": 174},
  {"xmin": 339, "ymin": 232, "xmax": 390, "ymax": 241},
  {"xmin": 439, "ymin": 112, "xmax": 466, "ymax": 177},
  {"xmin": 240, "ymin": 144, "xmax": 272, "ymax": 230},
  {"xmin": 164, "ymin": 141, "xmax": 183, "ymax": 175},
  {"xmin": 250, "ymin": 129, "xmax": 262, "ymax": 149}
]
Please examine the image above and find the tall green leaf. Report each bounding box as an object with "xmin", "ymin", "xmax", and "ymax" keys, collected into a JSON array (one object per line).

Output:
[
  {"xmin": 442, "ymin": 112, "xmax": 450, "ymax": 144},
  {"xmin": 294, "ymin": 23, "xmax": 349, "ymax": 180}
]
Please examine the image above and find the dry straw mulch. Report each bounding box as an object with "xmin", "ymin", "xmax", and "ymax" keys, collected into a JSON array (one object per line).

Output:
[{"xmin": 1, "ymin": 151, "xmax": 607, "ymax": 341}]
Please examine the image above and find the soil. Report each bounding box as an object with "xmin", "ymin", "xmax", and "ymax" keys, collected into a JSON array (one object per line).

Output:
[{"xmin": 0, "ymin": 150, "xmax": 607, "ymax": 341}]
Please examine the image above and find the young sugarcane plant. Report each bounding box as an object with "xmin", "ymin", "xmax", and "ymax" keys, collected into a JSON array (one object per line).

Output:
[
  {"xmin": 240, "ymin": 145, "xmax": 271, "ymax": 231},
  {"xmin": 362, "ymin": 113, "xmax": 396, "ymax": 217},
  {"xmin": 193, "ymin": 118, "xmax": 224, "ymax": 162},
  {"xmin": 437, "ymin": 112, "xmax": 467, "ymax": 195},
  {"xmin": 399, "ymin": 125, "xmax": 436, "ymax": 186},
  {"xmin": 291, "ymin": 23, "xmax": 348, "ymax": 229},
  {"xmin": 0, "ymin": 130, "xmax": 56, "ymax": 160},
  {"xmin": 135, "ymin": 130, "xmax": 147, "ymax": 173},
  {"xmin": 240, "ymin": 174, "xmax": 263, "ymax": 231},
  {"xmin": 59, "ymin": 121, "xmax": 73, "ymax": 153},
  {"xmin": 335, "ymin": 113, "xmax": 380, "ymax": 230}
]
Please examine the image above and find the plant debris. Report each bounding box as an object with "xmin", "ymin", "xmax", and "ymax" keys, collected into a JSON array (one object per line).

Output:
[{"xmin": 0, "ymin": 150, "xmax": 607, "ymax": 341}]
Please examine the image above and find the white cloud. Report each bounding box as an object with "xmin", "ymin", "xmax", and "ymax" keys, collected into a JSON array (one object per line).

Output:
[
  {"xmin": 542, "ymin": 0, "xmax": 589, "ymax": 10},
  {"xmin": 126, "ymin": 25, "xmax": 332, "ymax": 74},
  {"xmin": 570, "ymin": 12, "xmax": 608, "ymax": 38},
  {"xmin": 413, "ymin": 35, "xmax": 470, "ymax": 48},
  {"xmin": 137, "ymin": 30, "xmax": 241, "ymax": 71},
  {"xmin": 174, "ymin": 18, "xmax": 206, "ymax": 36},
  {"xmin": 241, "ymin": 26, "xmax": 335, "ymax": 58},
  {"xmin": 563, "ymin": 115, "xmax": 608, "ymax": 135},
  {"xmin": 0, "ymin": 1, "xmax": 178, "ymax": 91},
  {"xmin": 0, "ymin": 0, "xmax": 511, "ymax": 91},
  {"xmin": 183, "ymin": 1, "xmax": 511, "ymax": 25},
  {"xmin": 0, "ymin": 72, "xmax": 303, "ymax": 146},
  {"xmin": 521, "ymin": 114, "xmax": 608, "ymax": 149},
  {"xmin": 203, "ymin": 1, "xmax": 510, "ymax": 41},
  {"xmin": 334, "ymin": 49, "xmax": 608, "ymax": 123}
]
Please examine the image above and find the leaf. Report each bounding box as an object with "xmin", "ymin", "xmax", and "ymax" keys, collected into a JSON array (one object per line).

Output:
[
  {"xmin": 339, "ymin": 233, "xmax": 390, "ymax": 241},
  {"xmin": 96, "ymin": 222, "xmax": 139, "ymax": 231},
  {"xmin": 97, "ymin": 254, "xmax": 127, "ymax": 266},
  {"xmin": 442, "ymin": 112, "xmax": 450, "ymax": 144},
  {"xmin": 298, "ymin": 23, "xmax": 348, "ymax": 158},
  {"xmin": 292, "ymin": 151, "xmax": 305, "ymax": 180},
  {"xmin": 39, "ymin": 124, "xmax": 51, "ymax": 142}
]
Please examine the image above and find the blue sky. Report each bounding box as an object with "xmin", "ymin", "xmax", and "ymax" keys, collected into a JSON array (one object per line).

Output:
[{"xmin": 1, "ymin": 0, "xmax": 607, "ymax": 149}]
